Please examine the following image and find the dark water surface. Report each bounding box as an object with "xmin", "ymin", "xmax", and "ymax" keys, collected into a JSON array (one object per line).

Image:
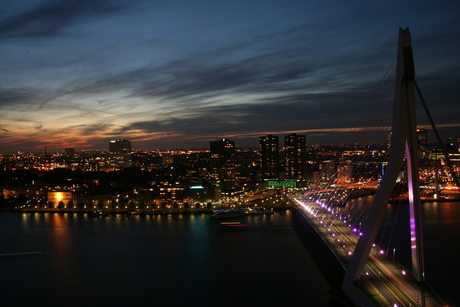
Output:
[
  {"xmin": 1, "ymin": 202, "xmax": 458, "ymax": 307},
  {"xmin": 1, "ymin": 210, "xmax": 332, "ymax": 307}
]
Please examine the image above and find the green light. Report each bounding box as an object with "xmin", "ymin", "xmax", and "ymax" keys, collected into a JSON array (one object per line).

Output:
[{"xmin": 267, "ymin": 180, "xmax": 297, "ymax": 188}]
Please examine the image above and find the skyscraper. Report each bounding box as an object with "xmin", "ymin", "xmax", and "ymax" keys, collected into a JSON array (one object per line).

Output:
[
  {"xmin": 284, "ymin": 133, "xmax": 306, "ymax": 180},
  {"xmin": 210, "ymin": 138, "xmax": 236, "ymax": 191},
  {"xmin": 109, "ymin": 139, "xmax": 132, "ymax": 169},
  {"xmin": 259, "ymin": 134, "xmax": 279, "ymax": 179},
  {"xmin": 416, "ymin": 128, "xmax": 428, "ymax": 159}
]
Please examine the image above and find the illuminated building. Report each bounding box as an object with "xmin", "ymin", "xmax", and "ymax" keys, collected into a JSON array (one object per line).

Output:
[
  {"xmin": 109, "ymin": 140, "xmax": 132, "ymax": 169},
  {"xmin": 47, "ymin": 191, "xmax": 72, "ymax": 207},
  {"xmin": 161, "ymin": 154, "xmax": 174, "ymax": 165},
  {"xmin": 210, "ymin": 138, "xmax": 236, "ymax": 191},
  {"xmin": 446, "ymin": 136, "xmax": 460, "ymax": 166},
  {"xmin": 417, "ymin": 128, "xmax": 428, "ymax": 158},
  {"xmin": 259, "ymin": 134, "xmax": 279, "ymax": 179},
  {"xmin": 416, "ymin": 128, "xmax": 427, "ymax": 150},
  {"xmin": 187, "ymin": 183, "xmax": 221, "ymax": 202},
  {"xmin": 284, "ymin": 133, "xmax": 306, "ymax": 180}
]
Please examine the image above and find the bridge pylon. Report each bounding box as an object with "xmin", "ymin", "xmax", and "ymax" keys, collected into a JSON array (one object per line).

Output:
[{"xmin": 341, "ymin": 27, "xmax": 425, "ymax": 306}]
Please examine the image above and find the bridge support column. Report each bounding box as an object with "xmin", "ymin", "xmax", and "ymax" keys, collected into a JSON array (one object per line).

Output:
[{"xmin": 341, "ymin": 27, "xmax": 425, "ymax": 306}]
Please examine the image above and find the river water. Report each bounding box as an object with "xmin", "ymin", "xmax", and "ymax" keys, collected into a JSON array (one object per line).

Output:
[
  {"xmin": 0, "ymin": 210, "xmax": 332, "ymax": 307},
  {"xmin": 0, "ymin": 202, "xmax": 458, "ymax": 307}
]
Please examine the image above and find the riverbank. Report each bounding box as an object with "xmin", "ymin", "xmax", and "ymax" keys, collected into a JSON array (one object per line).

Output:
[{"xmin": 6, "ymin": 203, "xmax": 292, "ymax": 215}]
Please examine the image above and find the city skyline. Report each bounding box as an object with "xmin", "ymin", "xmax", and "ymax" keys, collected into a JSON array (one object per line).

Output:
[{"xmin": 1, "ymin": 0, "xmax": 460, "ymax": 153}]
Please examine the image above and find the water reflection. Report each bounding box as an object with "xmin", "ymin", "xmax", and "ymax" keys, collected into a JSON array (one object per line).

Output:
[
  {"xmin": 49, "ymin": 213, "xmax": 87, "ymax": 298},
  {"xmin": 5, "ymin": 207, "xmax": 458, "ymax": 306}
]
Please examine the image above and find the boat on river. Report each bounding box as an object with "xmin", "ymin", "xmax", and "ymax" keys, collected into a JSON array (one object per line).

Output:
[
  {"xmin": 210, "ymin": 207, "xmax": 274, "ymax": 219},
  {"xmin": 210, "ymin": 209, "xmax": 246, "ymax": 219}
]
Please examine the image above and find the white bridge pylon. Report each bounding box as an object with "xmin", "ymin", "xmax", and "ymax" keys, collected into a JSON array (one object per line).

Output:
[{"xmin": 341, "ymin": 27, "xmax": 425, "ymax": 306}]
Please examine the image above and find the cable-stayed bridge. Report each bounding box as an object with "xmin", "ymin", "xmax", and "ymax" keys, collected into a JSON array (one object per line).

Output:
[
  {"xmin": 290, "ymin": 196, "xmax": 446, "ymax": 307},
  {"xmin": 288, "ymin": 28, "xmax": 456, "ymax": 307}
]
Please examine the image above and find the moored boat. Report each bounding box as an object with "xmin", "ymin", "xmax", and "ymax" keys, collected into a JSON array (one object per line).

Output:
[{"xmin": 210, "ymin": 209, "xmax": 246, "ymax": 219}]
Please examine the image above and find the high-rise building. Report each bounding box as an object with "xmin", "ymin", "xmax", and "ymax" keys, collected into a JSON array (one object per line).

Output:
[
  {"xmin": 210, "ymin": 138, "xmax": 236, "ymax": 190},
  {"xmin": 109, "ymin": 139, "xmax": 132, "ymax": 169},
  {"xmin": 417, "ymin": 128, "xmax": 428, "ymax": 158},
  {"xmin": 445, "ymin": 136, "xmax": 460, "ymax": 166},
  {"xmin": 259, "ymin": 134, "xmax": 279, "ymax": 179},
  {"xmin": 284, "ymin": 133, "xmax": 306, "ymax": 180},
  {"xmin": 417, "ymin": 128, "xmax": 427, "ymax": 150},
  {"xmin": 416, "ymin": 128, "xmax": 427, "ymax": 149},
  {"xmin": 161, "ymin": 154, "xmax": 174, "ymax": 165},
  {"xmin": 65, "ymin": 148, "xmax": 75, "ymax": 157}
]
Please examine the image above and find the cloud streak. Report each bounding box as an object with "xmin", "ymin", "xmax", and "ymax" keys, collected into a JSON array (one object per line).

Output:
[{"xmin": 0, "ymin": 0, "xmax": 124, "ymax": 38}]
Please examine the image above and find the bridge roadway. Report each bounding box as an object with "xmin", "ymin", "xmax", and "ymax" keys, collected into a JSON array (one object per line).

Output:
[{"xmin": 288, "ymin": 194, "xmax": 446, "ymax": 307}]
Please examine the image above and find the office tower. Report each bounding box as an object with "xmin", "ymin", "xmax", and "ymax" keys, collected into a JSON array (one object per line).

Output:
[
  {"xmin": 416, "ymin": 128, "xmax": 427, "ymax": 151},
  {"xmin": 445, "ymin": 136, "xmax": 460, "ymax": 165},
  {"xmin": 210, "ymin": 138, "xmax": 236, "ymax": 190},
  {"xmin": 259, "ymin": 134, "xmax": 279, "ymax": 179},
  {"xmin": 65, "ymin": 148, "xmax": 75, "ymax": 157},
  {"xmin": 161, "ymin": 154, "xmax": 174, "ymax": 165},
  {"xmin": 109, "ymin": 139, "xmax": 132, "ymax": 169},
  {"xmin": 284, "ymin": 133, "xmax": 306, "ymax": 180},
  {"xmin": 416, "ymin": 128, "xmax": 428, "ymax": 158}
]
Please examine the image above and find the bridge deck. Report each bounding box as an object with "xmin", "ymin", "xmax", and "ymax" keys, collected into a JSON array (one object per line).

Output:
[{"xmin": 289, "ymin": 194, "xmax": 446, "ymax": 307}]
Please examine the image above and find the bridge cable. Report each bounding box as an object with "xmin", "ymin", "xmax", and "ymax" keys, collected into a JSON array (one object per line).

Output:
[
  {"xmin": 415, "ymin": 80, "xmax": 460, "ymax": 189},
  {"xmin": 307, "ymin": 56, "xmax": 400, "ymax": 258}
]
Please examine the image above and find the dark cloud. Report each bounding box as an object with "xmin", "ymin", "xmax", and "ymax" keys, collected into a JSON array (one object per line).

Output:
[
  {"xmin": 76, "ymin": 48, "xmax": 322, "ymax": 104},
  {"xmin": 0, "ymin": 0, "xmax": 124, "ymax": 38},
  {"xmin": 0, "ymin": 88, "xmax": 38, "ymax": 107},
  {"xmin": 53, "ymin": 123, "xmax": 115, "ymax": 137},
  {"xmin": 47, "ymin": 50, "xmax": 315, "ymax": 107},
  {"xmin": 1, "ymin": 1, "xmax": 459, "ymax": 152},
  {"xmin": 0, "ymin": 87, "xmax": 73, "ymax": 115},
  {"xmin": 70, "ymin": 35, "xmax": 396, "ymax": 109}
]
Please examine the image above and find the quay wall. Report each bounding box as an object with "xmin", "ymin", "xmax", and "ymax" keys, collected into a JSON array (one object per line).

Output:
[{"xmin": 291, "ymin": 205, "xmax": 355, "ymax": 306}]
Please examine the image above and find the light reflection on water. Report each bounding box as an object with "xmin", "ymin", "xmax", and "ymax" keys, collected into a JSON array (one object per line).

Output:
[
  {"xmin": 2, "ymin": 204, "xmax": 458, "ymax": 306},
  {"xmin": 1, "ymin": 210, "xmax": 332, "ymax": 307}
]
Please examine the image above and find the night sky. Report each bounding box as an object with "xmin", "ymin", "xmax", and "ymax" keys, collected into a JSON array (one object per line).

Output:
[{"xmin": 1, "ymin": 0, "xmax": 459, "ymax": 152}]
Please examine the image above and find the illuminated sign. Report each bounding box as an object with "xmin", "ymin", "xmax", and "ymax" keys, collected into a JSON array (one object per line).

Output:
[
  {"xmin": 267, "ymin": 181, "xmax": 297, "ymax": 188},
  {"xmin": 190, "ymin": 185, "xmax": 204, "ymax": 189}
]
